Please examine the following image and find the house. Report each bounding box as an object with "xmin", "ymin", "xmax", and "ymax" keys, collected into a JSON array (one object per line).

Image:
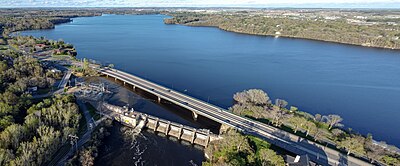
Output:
[
  {"xmin": 286, "ymin": 155, "xmax": 313, "ymax": 166},
  {"xmin": 27, "ymin": 87, "xmax": 38, "ymax": 94},
  {"xmin": 35, "ymin": 44, "xmax": 49, "ymax": 51},
  {"xmin": 53, "ymin": 48, "xmax": 77, "ymax": 56}
]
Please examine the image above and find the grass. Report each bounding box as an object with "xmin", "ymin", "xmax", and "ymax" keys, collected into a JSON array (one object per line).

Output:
[
  {"xmin": 247, "ymin": 135, "xmax": 271, "ymax": 152},
  {"xmin": 85, "ymin": 102, "xmax": 101, "ymax": 121}
]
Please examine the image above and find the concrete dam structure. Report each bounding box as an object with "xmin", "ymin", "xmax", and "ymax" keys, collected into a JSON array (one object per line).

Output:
[{"xmin": 102, "ymin": 103, "xmax": 220, "ymax": 147}]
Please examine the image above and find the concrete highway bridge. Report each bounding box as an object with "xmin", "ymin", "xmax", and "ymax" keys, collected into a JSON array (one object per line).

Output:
[{"xmin": 98, "ymin": 67, "xmax": 373, "ymax": 166}]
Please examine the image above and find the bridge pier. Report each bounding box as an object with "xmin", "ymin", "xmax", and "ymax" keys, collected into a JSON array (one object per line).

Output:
[
  {"xmin": 123, "ymin": 81, "xmax": 126, "ymax": 86},
  {"xmin": 165, "ymin": 121, "xmax": 171, "ymax": 136},
  {"xmin": 191, "ymin": 128, "xmax": 197, "ymax": 144},
  {"xmin": 192, "ymin": 111, "xmax": 198, "ymax": 121},
  {"xmin": 178, "ymin": 125, "xmax": 183, "ymax": 140},
  {"xmin": 133, "ymin": 85, "xmax": 136, "ymax": 91},
  {"xmin": 114, "ymin": 77, "xmax": 117, "ymax": 81},
  {"xmin": 205, "ymin": 130, "xmax": 210, "ymax": 147},
  {"xmin": 154, "ymin": 118, "xmax": 159, "ymax": 132},
  {"xmin": 106, "ymin": 74, "xmax": 109, "ymax": 78}
]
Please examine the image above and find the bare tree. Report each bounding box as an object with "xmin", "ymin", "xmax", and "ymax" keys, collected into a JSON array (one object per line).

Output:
[
  {"xmin": 324, "ymin": 114, "xmax": 343, "ymax": 130},
  {"xmin": 275, "ymin": 99, "xmax": 288, "ymax": 109},
  {"xmin": 233, "ymin": 89, "xmax": 270, "ymax": 105}
]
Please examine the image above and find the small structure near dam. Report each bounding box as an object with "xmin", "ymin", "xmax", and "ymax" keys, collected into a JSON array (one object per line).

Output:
[{"xmin": 102, "ymin": 103, "xmax": 220, "ymax": 147}]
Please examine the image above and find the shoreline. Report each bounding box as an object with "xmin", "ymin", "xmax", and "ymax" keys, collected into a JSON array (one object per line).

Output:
[{"xmin": 167, "ymin": 21, "xmax": 400, "ymax": 51}]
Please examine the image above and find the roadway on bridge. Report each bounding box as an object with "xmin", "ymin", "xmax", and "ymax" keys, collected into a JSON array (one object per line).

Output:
[{"xmin": 99, "ymin": 68, "xmax": 372, "ymax": 166}]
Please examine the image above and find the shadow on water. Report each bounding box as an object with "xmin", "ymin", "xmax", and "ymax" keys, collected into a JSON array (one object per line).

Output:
[
  {"xmin": 103, "ymin": 76, "xmax": 221, "ymax": 133},
  {"xmin": 95, "ymin": 123, "xmax": 204, "ymax": 166}
]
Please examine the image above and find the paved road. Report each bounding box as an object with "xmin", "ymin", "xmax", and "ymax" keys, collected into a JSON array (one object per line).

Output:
[
  {"xmin": 55, "ymin": 99, "xmax": 95, "ymax": 166},
  {"xmin": 58, "ymin": 70, "xmax": 72, "ymax": 89},
  {"xmin": 99, "ymin": 67, "xmax": 373, "ymax": 166}
]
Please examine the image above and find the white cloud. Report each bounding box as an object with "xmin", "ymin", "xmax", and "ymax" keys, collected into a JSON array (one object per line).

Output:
[{"xmin": 1, "ymin": 0, "xmax": 399, "ymax": 8}]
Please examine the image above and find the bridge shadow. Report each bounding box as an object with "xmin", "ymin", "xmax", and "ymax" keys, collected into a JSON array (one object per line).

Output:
[
  {"xmin": 100, "ymin": 77, "xmax": 221, "ymax": 133},
  {"xmin": 268, "ymin": 130, "xmax": 330, "ymax": 166},
  {"xmin": 338, "ymin": 153, "xmax": 348, "ymax": 166}
]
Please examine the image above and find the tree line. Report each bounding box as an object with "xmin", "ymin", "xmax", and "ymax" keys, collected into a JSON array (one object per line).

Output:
[
  {"xmin": 229, "ymin": 89, "xmax": 399, "ymax": 165},
  {"xmin": 203, "ymin": 129, "xmax": 285, "ymax": 166},
  {"xmin": 0, "ymin": 34, "xmax": 82, "ymax": 165},
  {"xmin": 164, "ymin": 12, "xmax": 400, "ymax": 50}
]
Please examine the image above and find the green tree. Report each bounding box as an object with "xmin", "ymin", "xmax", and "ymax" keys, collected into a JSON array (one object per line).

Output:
[
  {"xmin": 337, "ymin": 136, "xmax": 366, "ymax": 156},
  {"xmin": 258, "ymin": 148, "xmax": 285, "ymax": 166},
  {"xmin": 288, "ymin": 116, "xmax": 306, "ymax": 133}
]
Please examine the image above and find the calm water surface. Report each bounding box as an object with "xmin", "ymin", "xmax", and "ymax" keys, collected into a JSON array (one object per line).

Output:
[{"xmin": 20, "ymin": 14, "xmax": 400, "ymax": 146}]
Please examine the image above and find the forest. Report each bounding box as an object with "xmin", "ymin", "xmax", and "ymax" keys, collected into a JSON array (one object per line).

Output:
[
  {"xmin": 164, "ymin": 11, "xmax": 400, "ymax": 50},
  {"xmin": 0, "ymin": 32, "xmax": 81, "ymax": 165}
]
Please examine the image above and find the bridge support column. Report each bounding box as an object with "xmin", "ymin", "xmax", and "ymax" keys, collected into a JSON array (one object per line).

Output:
[
  {"xmin": 165, "ymin": 121, "xmax": 171, "ymax": 136},
  {"xmin": 154, "ymin": 118, "xmax": 159, "ymax": 132},
  {"xmin": 178, "ymin": 125, "xmax": 183, "ymax": 140},
  {"xmin": 133, "ymin": 85, "xmax": 136, "ymax": 91},
  {"xmin": 192, "ymin": 111, "xmax": 198, "ymax": 121},
  {"xmin": 143, "ymin": 114, "xmax": 148, "ymax": 125},
  {"xmin": 157, "ymin": 96, "xmax": 161, "ymax": 103},
  {"xmin": 205, "ymin": 130, "xmax": 210, "ymax": 147},
  {"xmin": 106, "ymin": 74, "xmax": 109, "ymax": 78},
  {"xmin": 123, "ymin": 81, "xmax": 126, "ymax": 86},
  {"xmin": 114, "ymin": 77, "xmax": 117, "ymax": 81},
  {"xmin": 191, "ymin": 129, "xmax": 197, "ymax": 144}
]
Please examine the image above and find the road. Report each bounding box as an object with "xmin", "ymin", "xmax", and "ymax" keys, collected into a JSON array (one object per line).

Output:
[
  {"xmin": 54, "ymin": 99, "xmax": 96, "ymax": 166},
  {"xmin": 58, "ymin": 70, "xmax": 72, "ymax": 89},
  {"xmin": 99, "ymin": 67, "xmax": 373, "ymax": 166}
]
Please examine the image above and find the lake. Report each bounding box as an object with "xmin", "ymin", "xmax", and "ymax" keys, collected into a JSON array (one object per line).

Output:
[{"xmin": 20, "ymin": 14, "xmax": 400, "ymax": 147}]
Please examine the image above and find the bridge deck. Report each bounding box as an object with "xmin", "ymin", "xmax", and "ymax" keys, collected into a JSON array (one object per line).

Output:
[{"xmin": 99, "ymin": 67, "xmax": 372, "ymax": 166}]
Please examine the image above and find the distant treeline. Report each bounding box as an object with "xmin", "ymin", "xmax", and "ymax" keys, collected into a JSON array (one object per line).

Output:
[
  {"xmin": 0, "ymin": 9, "xmax": 162, "ymax": 37},
  {"xmin": 164, "ymin": 12, "xmax": 400, "ymax": 50}
]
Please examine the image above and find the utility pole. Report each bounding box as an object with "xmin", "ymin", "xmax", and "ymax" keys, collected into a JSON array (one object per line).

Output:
[{"xmin": 68, "ymin": 134, "xmax": 79, "ymax": 154}]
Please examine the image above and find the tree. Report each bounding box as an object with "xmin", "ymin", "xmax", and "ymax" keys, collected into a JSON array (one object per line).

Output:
[
  {"xmin": 258, "ymin": 148, "xmax": 285, "ymax": 166},
  {"xmin": 204, "ymin": 129, "xmax": 253, "ymax": 165},
  {"xmin": 302, "ymin": 121, "xmax": 316, "ymax": 137},
  {"xmin": 233, "ymin": 89, "xmax": 270, "ymax": 105},
  {"xmin": 83, "ymin": 58, "xmax": 89, "ymax": 71},
  {"xmin": 80, "ymin": 149, "xmax": 95, "ymax": 166},
  {"xmin": 337, "ymin": 136, "xmax": 366, "ymax": 156},
  {"xmin": 324, "ymin": 114, "xmax": 343, "ymax": 130},
  {"xmin": 288, "ymin": 116, "xmax": 306, "ymax": 133},
  {"xmin": 364, "ymin": 134, "xmax": 385, "ymax": 163},
  {"xmin": 275, "ymin": 99, "xmax": 288, "ymax": 109}
]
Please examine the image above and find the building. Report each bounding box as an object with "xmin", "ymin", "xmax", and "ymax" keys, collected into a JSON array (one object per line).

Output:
[{"xmin": 286, "ymin": 155, "xmax": 312, "ymax": 166}]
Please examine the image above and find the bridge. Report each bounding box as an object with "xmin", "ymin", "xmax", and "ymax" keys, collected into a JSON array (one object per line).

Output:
[
  {"xmin": 98, "ymin": 67, "xmax": 373, "ymax": 166},
  {"xmin": 58, "ymin": 70, "xmax": 72, "ymax": 89}
]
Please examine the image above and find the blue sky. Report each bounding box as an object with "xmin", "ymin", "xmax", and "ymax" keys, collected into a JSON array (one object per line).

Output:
[{"xmin": 1, "ymin": 0, "xmax": 400, "ymax": 8}]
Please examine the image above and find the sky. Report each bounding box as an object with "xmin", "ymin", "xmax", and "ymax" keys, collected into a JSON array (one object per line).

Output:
[{"xmin": 1, "ymin": 0, "xmax": 400, "ymax": 8}]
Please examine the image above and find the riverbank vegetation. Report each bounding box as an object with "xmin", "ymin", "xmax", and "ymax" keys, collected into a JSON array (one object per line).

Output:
[
  {"xmin": 164, "ymin": 10, "xmax": 400, "ymax": 50},
  {"xmin": 0, "ymin": 94, "xmax": 81, "ymax": 165},
  {"xmin": 66, "ymin": 119, "xmax": 112, "ymax": 166},
  {"xmin": 229, "ymin": 89, "xmax": 400, "ymax": 165},
  {"xmin": 204, "ymin": 129, "xmax": 285, "ymax": 166},
  {"xmin": 0, "ymin": 8, "xmax": 161, "ymax": 39},
  {"xmin": 0, "ymin": 33, "xmax": 83, "ymax": 165}
]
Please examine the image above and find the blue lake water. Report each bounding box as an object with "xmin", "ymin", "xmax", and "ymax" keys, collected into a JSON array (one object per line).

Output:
[{"xmin": 20, "ymin": 14, "xmax": 400, "ymax": 147}]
